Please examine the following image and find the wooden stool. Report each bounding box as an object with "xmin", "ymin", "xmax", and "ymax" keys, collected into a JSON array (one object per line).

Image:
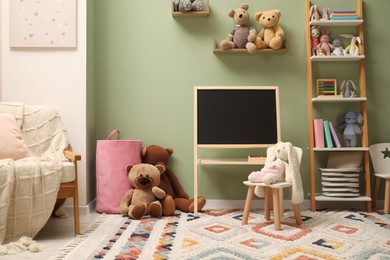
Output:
[{"xmin": 241, "ymin": 181, "xmax": 302, "ymax": 230}]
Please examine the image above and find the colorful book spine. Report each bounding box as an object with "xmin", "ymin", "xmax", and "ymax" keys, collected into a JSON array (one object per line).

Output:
[
  {"xmin": 331, "ymin": 13, "xmax": 358, "ymax": 17},
  {"xmin": 323, "ymin": 120, "xmax": 334, "ymax": 148},
  {"xmin": 328, "ymin": 121, "xmax": 341, "ymax": 148},
  {"xmin": 313, "ymin": 119, "xmax": 325, "ymax": 148}
]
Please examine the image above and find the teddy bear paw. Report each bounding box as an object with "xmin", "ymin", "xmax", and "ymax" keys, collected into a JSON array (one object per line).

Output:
[
  {"xmin": 130, "ymin": 204, "xmax": 147, "ymax": 220},
  {"xmin": 188, "ymin": 196, "xmax": 206, "ymax": 213},
  {"xmin": 148, "ymin": 201, "xmax": 163, "ymax": 218}
]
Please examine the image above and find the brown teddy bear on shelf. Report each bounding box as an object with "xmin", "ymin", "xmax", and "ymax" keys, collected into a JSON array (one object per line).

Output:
[
  {"xmin": 220, "ymin": 3, "xmax": 257, "ymax": 54},
  {"xmin": 142, "ymin": 145, "xmax": 206, "ymax": 215},
  {"xmin": 254, "ymin": 9, "xmax": 285, "ymax": 50},
  {"xmin": 119, "ymin": 163, "xmax": 166, "ymax": 219}
]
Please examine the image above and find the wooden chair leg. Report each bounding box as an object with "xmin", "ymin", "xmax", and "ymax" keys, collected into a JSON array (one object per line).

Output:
[
  {"xmin": 385, "ymin": 179, "xmax": 390, "ymax": 214},
  {"xmin": 289, "ymin": 187, "xmax": 301, "ymax": 225},
  {"xmin": 373, "ymin": 176, "xmax": 380, "ymax": 210},
  {"xmin": 242, "ymin": 186, "xmax": 255, "ymax": 225},
  {"xmin": 73, "ymin": 188, "xmax": 80, "ymax": 235},
  {"xmin": 272, "ymin": 188, "xmax": 281, "ymax": 230},
  {"xmin": 279, "ymin": 189, "xmax": 284, "ymax": 218},
  {"xmin": 292, "ymin": 203, "xmax": 302, "ymax": 225},
  {"xmin": 264, "ymin": 187, "xmax": 272, "ymax": 221}
]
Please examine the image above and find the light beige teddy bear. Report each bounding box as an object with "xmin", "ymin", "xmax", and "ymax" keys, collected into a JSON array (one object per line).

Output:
[
  {"xmin": 254, "ymin": 9, "xmax": 284, "ymax": 50},
  {"xmin": 220, "ymin": 3, "xmax": 257, "ymax": 54},
  {"xmin": 119, "ymin": 163, "xmax": 166, "ymax": 219}
]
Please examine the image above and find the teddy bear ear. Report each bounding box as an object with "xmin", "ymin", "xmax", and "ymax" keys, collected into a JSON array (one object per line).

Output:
[
  {"xmin": 255, "ymin": 12, "xmax": 262, "ymax": 21},
  {"xmin": 155, "ymin": 163, "xmax": 166, "ymax": 174},
  {"xmin": 227, "ymin": 9, "xmax": 235, "ymax": 18},
  {"xmin": 125, "ymin": 164, "xmax": 133, "ymax": 173},
  {"xmin": 240, "ymin": 3, "xmax": 249, "ymax": 10},
  {"xmin": 166, "ymin": 148, "xmax": 173, "ymax": 156},
  {"xmin": 274, "ymin": 10, "xmax": 281, "ymax": 18},
  {"xmin": 141, "ymin": 147, "xmax": 147, "ymax": 157}
]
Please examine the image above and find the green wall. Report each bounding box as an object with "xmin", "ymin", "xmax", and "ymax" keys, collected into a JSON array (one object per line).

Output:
[{"xmin": 90, "ymin": 0, "xmax": 390, "ymax": 200}]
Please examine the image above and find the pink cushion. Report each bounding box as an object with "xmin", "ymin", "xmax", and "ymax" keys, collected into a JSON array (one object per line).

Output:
[{"xmin": 0, "ymin": 113, "xmax": 29, "ymax": 160}]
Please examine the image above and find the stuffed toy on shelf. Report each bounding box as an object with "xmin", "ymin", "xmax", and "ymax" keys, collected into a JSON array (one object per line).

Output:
[
  {"xmin": 142, "ymin": 145, "xmax": 206, "ymax": 215},
  {"xmin": 341, "ymin": 34, "xmax": 362, "ymax": 56},
  {"xmin": 220, "ymin": 3, "xmax": 257, "ymax": 54},
  {"xmin": 173, "ymin": 0, "xmax": 203, "ymax": 12},
  {"xmin": 317, "ymin": 29, "xmax": 333, "ymax": 56},
  {"xmin": 340, "ymin": 79, "xmax": 357, "ymax": 97},
  {"xmin": 254, "ymin": 9, "xmax": 285, "ymax": 50},
  {"xmin": 337, "ymin": 111, "xmax": 363, "ymax": 147}
]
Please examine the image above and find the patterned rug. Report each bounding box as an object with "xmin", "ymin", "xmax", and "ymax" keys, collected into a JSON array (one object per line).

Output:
[{"xmin": 49, "ymin": 209, "xmax": 390, "ymax": 260}]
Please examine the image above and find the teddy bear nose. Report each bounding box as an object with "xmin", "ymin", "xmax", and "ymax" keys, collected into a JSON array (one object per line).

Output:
[
  {"xmin": 268, "ymin": 18, "xmax": 271, "ymax": 21},
  {"xmin": 138, "ymin": 177, "xmax": 151, "ymax": 186},
  {"xmin": 239, "ymin": 14, "xmax": 243, "ymax": 19}
]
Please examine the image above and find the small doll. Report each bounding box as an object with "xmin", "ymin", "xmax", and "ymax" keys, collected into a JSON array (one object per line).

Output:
[{"xmin": 310, "ymin": 25, "xmax": 321, "ymax": 55}]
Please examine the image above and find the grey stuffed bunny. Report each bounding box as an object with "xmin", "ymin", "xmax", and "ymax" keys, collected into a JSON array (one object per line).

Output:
[{"xmin": 174, "ymin": 0, "xmax": 203, "ymax": 12}]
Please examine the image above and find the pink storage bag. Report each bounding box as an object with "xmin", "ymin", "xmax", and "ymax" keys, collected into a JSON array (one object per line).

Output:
[{"xmin": 96, "ymin": 129, "xmax": 142, "ymax": 214}]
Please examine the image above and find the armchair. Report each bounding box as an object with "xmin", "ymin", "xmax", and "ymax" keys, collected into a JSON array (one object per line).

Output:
[{"xmin": 0, "ymin": 102, "xmax": 81, "ymax": 244}]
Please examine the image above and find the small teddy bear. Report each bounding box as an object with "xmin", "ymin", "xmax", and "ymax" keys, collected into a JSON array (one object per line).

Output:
[
  {"xmin": 248, "ymin": 158, "xmax": 285, "ymax": 185},
  {"xmin": 119, "ymin": 163, "xmax": 166, "ymax": 220},
  {"xmin": 173, "ymin": 0, "xmax": 203, "ymax": 12},
  {"xmin": 220, "ymin": 3, "xmax": 257, "ymax": 54},
  {"xmin": 317, "ymin": 29, "xmax": 333, "ymax": 55},
  {"xmin": 338, "ymin": 111, "xmax": 363, "ymax": 147},
  {"xmin": 254, "ymin": 9, "xmax": 285, "ymax": 50}
]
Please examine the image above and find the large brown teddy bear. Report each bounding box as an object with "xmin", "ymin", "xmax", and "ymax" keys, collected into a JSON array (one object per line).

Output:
[
  {"xmin": 142, "ymin": 145, "xmax": 206, "ymax": 215},
  {"xmin": 220, "ymin": 3, "xmax": 257, "ymax": 54},
  {"xmin": 119, "ymin": 163, "xmax": 166, "ymax": 219},
  {"xmin": 255, "ymin": 9, "xmax": 285, "ymax": 50}
]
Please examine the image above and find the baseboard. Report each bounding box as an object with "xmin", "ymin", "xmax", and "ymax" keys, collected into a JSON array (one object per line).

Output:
[
  {"xmin": 204, "ymin": 199, "xmax": 378, "ymax": 211},
  {"xmin": 63, "ymin": 198, "xmax": 96, "ymax": 216},
  {"xmin": 63, "ymin": 198, "xmax": 382, "ymax": 215}
]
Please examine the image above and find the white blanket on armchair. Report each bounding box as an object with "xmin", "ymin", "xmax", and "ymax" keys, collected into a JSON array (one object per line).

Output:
[{"xmin": 0, "ymin": 102, "xmax": 68, "ymax": 244}]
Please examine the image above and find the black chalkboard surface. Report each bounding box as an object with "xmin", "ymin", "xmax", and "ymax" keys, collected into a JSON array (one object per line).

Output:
[{"xmin": 195, "ymin": 87, "xmax": 280, "ymax": 146}]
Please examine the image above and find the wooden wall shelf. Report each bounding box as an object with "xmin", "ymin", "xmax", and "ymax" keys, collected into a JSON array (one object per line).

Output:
[
  {"xmin": 171, "ymin": 0, "xmax": 210, "ymax": 17},
  {"xmin": 213, "ymin": 39, "xmax": 288, "ymax": 53}
]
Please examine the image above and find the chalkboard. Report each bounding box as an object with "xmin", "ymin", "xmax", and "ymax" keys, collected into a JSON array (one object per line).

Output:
[{"xmin": 195, "ymin": 87, "xmax": 280, "ymax": 147}]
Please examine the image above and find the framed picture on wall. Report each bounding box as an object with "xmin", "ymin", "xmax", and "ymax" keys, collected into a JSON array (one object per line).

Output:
[{"xmin": 9, "ymin": 0, "xmax": 77, "ymax": 48}]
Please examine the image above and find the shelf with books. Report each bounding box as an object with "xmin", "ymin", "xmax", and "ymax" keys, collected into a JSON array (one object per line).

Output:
[{"xmin": 306, "ymin": 0, "xmax": 371, "ymax": 211}]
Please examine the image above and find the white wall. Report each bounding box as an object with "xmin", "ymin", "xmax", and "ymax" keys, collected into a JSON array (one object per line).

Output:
[{"xmin": 0, "ymin": 1, "xmax": 90, "ymax": 207}]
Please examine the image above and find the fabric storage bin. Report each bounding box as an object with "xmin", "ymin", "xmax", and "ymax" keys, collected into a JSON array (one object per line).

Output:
[
  {"xmin": 320, "ymin": 168, "xmax": 361, "ymax": 198},
  {"xmin": 96, "ymin": 129, "xmax": 142, "ymax": 214}
]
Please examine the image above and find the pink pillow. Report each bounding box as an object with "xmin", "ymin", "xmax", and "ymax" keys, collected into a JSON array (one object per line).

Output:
[{"xmin": 0, "ymin": 113, "xmax": 29, "ymax": 160}]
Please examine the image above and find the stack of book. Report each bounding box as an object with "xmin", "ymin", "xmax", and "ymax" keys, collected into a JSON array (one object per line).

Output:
[
  {"xmin": 313, "ymin": 119, "xmax": 341, "ymax": 148},
  {"xmin": 330, "ymin": 10, "xmax": 358, "ymax": 20}
]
